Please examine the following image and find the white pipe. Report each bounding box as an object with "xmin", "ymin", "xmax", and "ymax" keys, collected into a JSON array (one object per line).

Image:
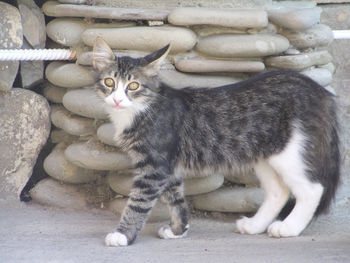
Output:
[
  {"xmin": 333, "ymin": 30, "xmax": 350, "ymax": 39},
  {"xmin": 0, "ymin": 49, "xmax": 76, "ymax": 61}
]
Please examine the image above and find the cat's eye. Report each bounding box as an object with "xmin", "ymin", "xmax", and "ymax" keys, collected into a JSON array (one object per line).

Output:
[
  {"xmin": 104, "ymin": 78, "xmax": 115, "ymax": 87},
  {"xmin": 128, "ymin": 82, "xmax": 140, "ymax": 91}
]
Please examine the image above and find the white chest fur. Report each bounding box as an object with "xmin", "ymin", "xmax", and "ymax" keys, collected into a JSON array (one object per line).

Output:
[{"xmin": 106, "ymin": 107, "xmax": 138, "ymax": 140}]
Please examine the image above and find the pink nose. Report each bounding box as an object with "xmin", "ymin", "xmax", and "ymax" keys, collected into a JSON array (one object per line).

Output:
[{"xmin": 113, "ymin": 98, "xmax": 122, "ymax": 105}]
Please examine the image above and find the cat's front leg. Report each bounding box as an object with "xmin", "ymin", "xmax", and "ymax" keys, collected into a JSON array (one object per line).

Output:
[
  {"xmin": 105, "ymin": 172, "xmax": 167, "ymax": 246},
  {"xmin": 158, "ymin": 178, "xmax": 190, "ymax": 239}
]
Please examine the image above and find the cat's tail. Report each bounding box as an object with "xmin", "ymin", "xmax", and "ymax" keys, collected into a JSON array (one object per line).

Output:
[{"xmin": 312, "ymin": 97, "xmax": 341, "ymax": 217}]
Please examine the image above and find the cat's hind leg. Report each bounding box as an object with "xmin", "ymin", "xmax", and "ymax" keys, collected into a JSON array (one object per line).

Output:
[
  {"xmin": 158, "ymin": 178, "xmax": 190, "ymax": 239},
  {"xmin": 267, "ymin": 130, "xmax": 324, "ymax": 237},
  {"xmin": 236, "ymin": 160, "xmax": 290, "ymax": 235}
]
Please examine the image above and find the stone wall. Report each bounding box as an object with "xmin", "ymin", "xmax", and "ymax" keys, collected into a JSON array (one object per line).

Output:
[{"xmin": 24, "ymin": 0, "xmax": 337, "ymax": 221}]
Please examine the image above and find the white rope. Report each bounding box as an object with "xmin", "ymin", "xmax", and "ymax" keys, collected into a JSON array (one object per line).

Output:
[{"xmin": 0, "ymin": 49, "xmax": 76, "ymax": 61}]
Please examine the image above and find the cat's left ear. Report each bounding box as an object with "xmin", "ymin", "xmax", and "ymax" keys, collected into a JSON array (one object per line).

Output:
[
  {"xmin": 142, "ymin": 44, "xmax": 171, "ymax": 77},
  {"xmin": 92, "ymin": 38, "xmax": 115, "ymax": 72}
]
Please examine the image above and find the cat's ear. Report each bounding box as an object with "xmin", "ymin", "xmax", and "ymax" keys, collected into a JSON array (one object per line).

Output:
[
  {"xmin": 92, "ymin": 38, "xmax": 115, "ymax": 72},
  {"xmin": 142, "ymin": 44, "xmax": 171, "ymax": 77}
]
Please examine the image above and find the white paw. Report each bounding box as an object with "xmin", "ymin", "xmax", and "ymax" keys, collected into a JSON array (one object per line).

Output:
[
  {"xmin": 267, "ymin": 221, "xmax": 302, "ymax": 238},
  {"xmin": 158, "ymin": 225, "xmax": 189, "ymax": 239},
  {"xmin": 105, "ymin": 232, "xmax": 128, "ymax": 246},
  {"xmin": 236, "ymin": 217, "xmax": 266, "ymax": 235}
]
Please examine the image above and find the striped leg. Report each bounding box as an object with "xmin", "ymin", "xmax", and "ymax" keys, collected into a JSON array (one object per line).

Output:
[
  {"xmin": 158, "ymin": 178, "xmax": 190, "ymax": 239},
  {"xmin": 105, "ymin": 170, "xmax": 168, "ymax": 246}
]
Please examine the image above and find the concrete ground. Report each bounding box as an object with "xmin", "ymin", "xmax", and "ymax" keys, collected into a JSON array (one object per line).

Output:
[{"xmin": 0, "ymin": 182, "xmax": 349, "ymax": 263}]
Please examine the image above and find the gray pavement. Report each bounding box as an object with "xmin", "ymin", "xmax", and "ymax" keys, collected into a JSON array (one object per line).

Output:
[{"xmin": 0, "ymin": 183, "xmax": 349, "ymax": 263}]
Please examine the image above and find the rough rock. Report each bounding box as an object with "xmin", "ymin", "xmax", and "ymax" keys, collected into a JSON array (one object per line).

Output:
[
  {"xmin": 159, "ymin": 69, "xmax": 242, "ymax": 89},
  {"xmin": 109, "ymin": 197, "xmax": 170, "ymax": 223},
  {"xmin": 44, "ymin": 143, "xmax": 103, "ymax": 184},
  {"xmin": 301, "ymin": 67, "xmax": 332, "ymax": 87},
  {"xmin": 97, "ymin": 123, "xmax": 116, "ymax": 146},
  {"xmin": 267, "ymin": 7, "xmax": 322, "ymax": 30},
  {"xmin": 0, "ymin": 2, "xmax": 23, "ymax": 91},
  {"xmin": 43, "ymin": 82, "xmax": 67, "ymax": 103},
  {"xmin": 196, "ymin": 34, "xmax": 290, "ymax": 58},
  {"xmin": 50, "ymin": 105, "xmax": 96, "ymax": 136},
  {"xmin": 184, "ymin": 174, "xmax": 224, "ymax": 196},
  {"xmin": 45, "ymin": 62, "xmax": 95, "ymax": 89},
  {"xmin": 168, "ymin": 8, "xmax": 268, "ymax": 28},
  {"xmin": 280, "ymin": 24, "xmax": 334, "ymax": 49},
  {"xmin": 224, "ymin": 170, "xmax": 260, "ymax": 187},
  {"xmin": 192, "ymin": 186, "xmax": 264, "ymax": 213},
  {"xmin": 30, "ymin": 178, "xmax": 93, "ymax": 210},
  {"xmin": 175, "ymin": 58, "xmax": 265, "ymax": 73},
  {"xmin": 265, "ymin": 50, "xmax": 333, "ymax": 71},
  {"xmin": 82, "ymin": 26, "xmax": 197, "ymax": 54},
  {"xmin": 43, "ymin": 1, "xmax": 170, "ymax": 21},
  {"xmin": 47, "ymin": 18, "xmax": 135, "ymax": 47},
  {"xmin": 0, "ymin": 89, "xmax": 50, "ymax": 200},
  {"xmin": 50, "ymin": 129, "xmax": 79, "ymax": 144},
  {"xmin": 18, "ymin": 0, "xmax": 46, "ymax": 48},
  {"xmin": 20, "ymin": 40, "xmax": 44, "ymax": 89},
  {"xmin": 62, "ymin": 89, "xmax": 108, "ymax": 119},
  {"xmin": 64, "ymin": 138, "xmax": 132, "ymax": 170}
]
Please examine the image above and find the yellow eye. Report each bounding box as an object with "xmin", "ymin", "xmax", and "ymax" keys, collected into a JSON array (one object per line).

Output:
[
  {"xmin": 128, "ymin": 82, "xmax": 140, "ymax": 91},
  {"xmin": 104, "ymin": 78, "xmax": 114, "ymax": 87}
]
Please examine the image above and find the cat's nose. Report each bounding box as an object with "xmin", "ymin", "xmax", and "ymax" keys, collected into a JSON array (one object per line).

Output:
[{"xmin": 113, "ymin": 98, "xmax": 122, "ymax": 105}]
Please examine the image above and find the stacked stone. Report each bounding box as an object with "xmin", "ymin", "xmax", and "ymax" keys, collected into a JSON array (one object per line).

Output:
[{"xmin": 36, "ymin": 0, "xmax": 335, "ymax": 220}]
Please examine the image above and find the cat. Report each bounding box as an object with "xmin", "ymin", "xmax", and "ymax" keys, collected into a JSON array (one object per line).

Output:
[{"xmin": 92, "ymin": 38, "xmax": 340, "ymax": 246}]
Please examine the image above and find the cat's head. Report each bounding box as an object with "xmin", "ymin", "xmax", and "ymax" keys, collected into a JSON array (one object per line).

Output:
[{"xmin": 92, "ymin": 38, "xmax": 170, "ymax": 111}]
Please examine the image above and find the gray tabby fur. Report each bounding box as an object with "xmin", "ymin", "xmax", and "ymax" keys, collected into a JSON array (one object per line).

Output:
[{"xmin": 92, "ymin": 38, "xmax": 340, "ymax": 246}]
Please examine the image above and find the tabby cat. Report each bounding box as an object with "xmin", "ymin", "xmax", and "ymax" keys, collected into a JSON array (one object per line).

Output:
[{"xmin": 92, "ymin": 38, "xmax": 340, "ymax": 246}]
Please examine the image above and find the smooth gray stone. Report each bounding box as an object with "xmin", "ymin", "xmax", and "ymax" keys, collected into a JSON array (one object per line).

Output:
[
  {"xmin": 64, "ymin": 138, "xmax": 132, "ymax": 170},
  {"xmin": 0, "ymin": 89, "xmax": 50, "ymax": 200},
  {"xmin": 43, "ymin": 83, "xmax": 67, "ymax": 103},
  {"xmin": 159, "ymin": 69, "xmax": 242, "ymax": 89},
  {"xmin": 319, "ymin": 62, "xmax": 335, "ymax": 74},
  {"xmin": 107, "ymin": 172, "xmax": 225, "ymax": 196},
  {"xmin": 267, "ymin": 7, "xmax": 322, "ymax": 30},
  {"xmin": 43, "ymin": 1, "xmax": 170, "ymax": 21},
  {"xmin": 92, "ymin": 0, "xmax": 271, "ymax": 9},
  {"xmin": 184, "ymin": 174, "xmax": 225, "ymax": 196},
  {"xmin": 225, "ymin": 170, "xmax": 260, "ymax": 187},
  {"xmin": 168, "ymin": 8, "xmax": 268, "ymax": 28},
  {"xmin": 18, "ymin": 0, "xmax": 46, "ymax": 48},
  {"xmin": 0, "ymin": 2, "xmax": 22, "ymax": 91},
  {"xmin": 301, "ymin": 67, "xmax": 332, "ymax": 87},
  {"xmin": 265, "ymin": 50, "xmax": 333, "ymax": 71},
  {"xmin": 81, "ymin": 26, "xmax": 197, "ymax": 54},
  {"xmin": 196, "ymin": 34, "xmax": 290, "ymax": 58},
  {"xmin": 44, "ymin": 142, "xmax": 102, "ymax": 184},
  {"xmin": 47, "ymin": 18, "xmax": 135, "ymax": 47},
  {"xmin": 50, "ymin": 129, "xmax": 79, "ymax": 144},
  {"xmin": 107, "ymin": 172, "xmax": 133, "ymax": 196},
  {"xmin": 281, "ymin": 24, "xmax": 334, "ymax": 49},
  {"xmin": 175, "ymin": 58, "xmax": 265, "ymax": 73},
  {"xmin": 50, "ymin": 105, "xmax": 96, "ymax": 136},
  {"xmin": 109, "ymin": 197, "xmax": 170, "ymax": 223},
  {"xmin": 30, "ymin": 178, "xmax": 92, "ymax": 210},
  {"xmin": 62, "ymin": 89, "xmax": 108, "ymax": 120},
  {"xmin": 97, "ymin": 123, "xmax": 116, "ymax": 146},
  {"xmin": 58, "ymin": 0, "xmax": 86, "ymax": 3},
  {"xmin": 269, "ymin": 1, "xmax": 316, "ymax": 9},
  {"xmin": 45, "ymin": 62, "xmax": 95, "ymax": 89},
  {"xmin": 192, "ymin": 187, "xmax": 264, "ymax": 213}
]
